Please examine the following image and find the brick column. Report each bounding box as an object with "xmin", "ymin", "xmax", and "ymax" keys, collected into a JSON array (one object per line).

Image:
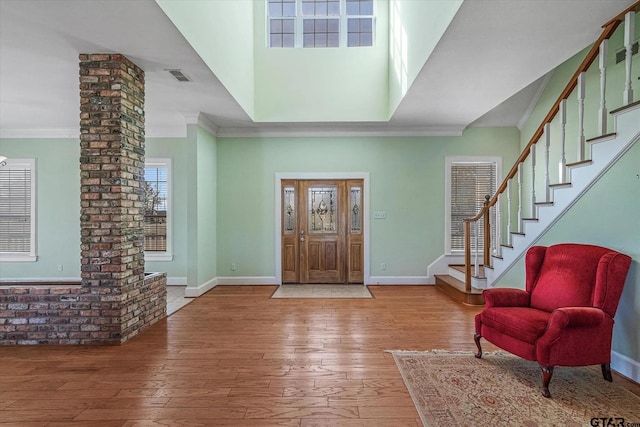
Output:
[{"xmin": 79, "ymin": 54, "xmax": 162, "ymax": 344}]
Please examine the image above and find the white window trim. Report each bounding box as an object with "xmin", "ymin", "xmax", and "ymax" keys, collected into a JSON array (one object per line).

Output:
[
  {"xmin": 0, "ymin": 158, "xmax": 37, "ymax": 262},
  {"xmin": 444, "ymin": 156, "xmax": 501, "ymax": 256},
  {"xmin": 266, "ymin": 0, "xmax": 375, "ymax": 48},
  {"xmin": 144, "ymin": 158, "xmax": 173, "ymax": 262}
]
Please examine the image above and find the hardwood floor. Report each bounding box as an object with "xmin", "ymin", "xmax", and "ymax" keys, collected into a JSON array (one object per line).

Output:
[{"xmin": 1, "ymin": 285, "xmax": 638, "ymax": 426}]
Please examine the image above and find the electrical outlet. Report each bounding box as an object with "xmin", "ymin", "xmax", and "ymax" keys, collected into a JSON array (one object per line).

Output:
[
  {"xmin": 57, "ymin": 264, "xmax": 63, "ymax": 271},
  {"xmin": 231, "ymin": 263, "xmax": 237, "ymax": 271},
  {"xmin": 380, "ymin": 262, "xmax": 386, "ymax": 270}
]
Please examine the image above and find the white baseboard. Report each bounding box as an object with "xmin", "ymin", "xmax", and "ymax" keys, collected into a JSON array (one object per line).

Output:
[
  {"xmin": 367, "ymin": 276, "xmax": 431, "ymax": 285},
  {"xmin": 0, "ymin": 276, "xmax": 81, "ymax": 283},
  {"xmin": 216, "ymin": 276, "xmax": 278, "ymax": 285},
  {"xmin": 427, "ymin": 254, "xmax": 464, "ymax": 282},
  {"xmin": 167, "ymin": 276, "xmax": 187, "ymax": 286},
  {"xmin": 611, "ymin": 350, "xmax": 640, "ymax": 383},
  {"xmin": 185, "ymin": 277, "xmax": 217, "ymax": 297}
]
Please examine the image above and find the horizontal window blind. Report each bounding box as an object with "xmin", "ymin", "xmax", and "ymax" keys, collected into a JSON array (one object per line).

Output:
[
  {"xmin": 144, "ymin": 165, "xmax": 168, "ymax": 252},
  {"xmin": 450, "ymin": 162, "xmax": 496, "ymax": 252},
  {"xmin": 0, "ymin": 166, "xmax": 32, "ymax": 253}
]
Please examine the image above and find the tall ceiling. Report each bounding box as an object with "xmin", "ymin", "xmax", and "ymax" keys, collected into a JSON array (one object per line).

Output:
[{"xmin": 0, "ymin": 0, "xmax": 634, "ymax": 138}]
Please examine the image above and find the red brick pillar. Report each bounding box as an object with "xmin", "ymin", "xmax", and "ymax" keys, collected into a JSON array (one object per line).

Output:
[{"xmin": 79, "ymin": 54, "xmax": 158, "ymax": 343}]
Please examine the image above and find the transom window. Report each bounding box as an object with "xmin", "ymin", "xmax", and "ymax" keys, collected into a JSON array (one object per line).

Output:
[{"xmin": 267, "ymin": 0, "xmax": 375, "ymax": 48}]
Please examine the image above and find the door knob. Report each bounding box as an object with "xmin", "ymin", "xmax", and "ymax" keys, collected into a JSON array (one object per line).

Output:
[
  {"xmin": 300, "ymin": 237, "xmax": 305, "ymax": 242},
  {"xmin": 300, "ymin": 230, "xmax": 305, "ymax": 235}
]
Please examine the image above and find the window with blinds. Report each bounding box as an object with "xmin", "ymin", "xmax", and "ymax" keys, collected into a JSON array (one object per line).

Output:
[
  {"xmin": 0, "ymin": 158, "xmax": 36, "ymax": 260},
  {"xmin": 446, "ymin": 158, "xmax": 499, "ymax": 254},
  {"xmin": 144, "ymin": 158, "xmax": 172, "ymax": 261}
]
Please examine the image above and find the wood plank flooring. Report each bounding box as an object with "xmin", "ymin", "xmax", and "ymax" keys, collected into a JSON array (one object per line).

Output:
[{"xmin": 1, "ymin": 285, "xmax": 638, "ymax": 426}]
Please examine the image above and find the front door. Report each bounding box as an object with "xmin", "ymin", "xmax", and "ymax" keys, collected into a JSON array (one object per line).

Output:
[{"xmin": 281, "ymin": 179, "xmax": 363, "ymax": 284}]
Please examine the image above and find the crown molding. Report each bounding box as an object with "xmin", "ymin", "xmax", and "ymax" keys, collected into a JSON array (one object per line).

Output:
[
  {"xmin": 0, "ymin": 128, "xmax": 79, "ymax": 139},
  {"xmin": 182, "ymin": 112, "xmax": 219, "ymax": 136},
  {"xmin": 216, "ymin": 124, "xmax": 465, "ymax": 138}
]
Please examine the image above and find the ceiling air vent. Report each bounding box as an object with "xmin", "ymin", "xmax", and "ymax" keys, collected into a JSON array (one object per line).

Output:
[{"xmin": 167, "ymin": 69, "xmax": 191, "ymax": 82}]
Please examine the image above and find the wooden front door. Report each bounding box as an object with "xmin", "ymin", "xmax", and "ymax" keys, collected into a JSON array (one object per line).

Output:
[{"xmin": 281, "ymin": 179, "xmax": 363, "ymax": 284}]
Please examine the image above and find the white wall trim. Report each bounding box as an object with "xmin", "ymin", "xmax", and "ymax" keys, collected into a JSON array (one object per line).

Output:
[
  {"xmin": 216, "ymin": 276, "xmax": 278, "ymax": 285},
  {"xmin": 167, "ymin": 276, "xmax": 187, "ymax": 286},
  {"xmin": 517, "ymin": 71, "xmax": 553, "ymax": 131},
  {"xmin": 182, "ymin": 112, "xmax": 219, "ymax": 136},
  {"xmin": 275, "ymin": 172, "xmax": 370, "ymax": 285},
  {"xmin": 185, "ymin": 277, "xmax": 217, "ymax": 297},
  {"xmin": 368, "ymin": 276, "xmax": 431, "ymax": 285},
  {"xmin": 218, "ymin": 125, "xmax": 464, "ymax": 138},
  {"xmin": 426, "ymin": 254, "xmax": 464, "ymax": 283},
  {"xmin": 611, "ymin": 350, "xmax": 640, "ymax": 383},
  {"xmin": 0, "ymin": 128, "xmax": 79, "ymax": 139}
]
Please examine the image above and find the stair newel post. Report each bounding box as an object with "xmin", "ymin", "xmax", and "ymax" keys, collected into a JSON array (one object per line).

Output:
[
  {"xmin": 530, "ymin": 144, "xmax": 537, "ymax": 217},
  {"xmin": 517, "ymin": 162, "xmax": 523, "ymax": 233},
  {"xmin": 494, "ymin": 195, "xmax": 502, "ymax": 258},
  {"xmin": 464, "ymin": 219, "xmax": 471, "ymax": 292},
  {"xmin": 506, "ymin": 180, "xmax": 512, "ymax": 247},
  {"xmin": 623, "ymin": 11, "xmax": 635, "ymax": 105},
  {"xmin": 577, "ymin": 71, "xmax": 586, "ymax": 161},
  {"xmin": 559, "ymin": 99, "xmax": 568, "ymax": 183},
  {"xmin": 483, "ymin": 195, "xmax": 491, "ymax": 269},
  {"xmin": 475, "ymin": 220, "xmax": 480, "ymax": 278},
  {"xmin": 598, "ymin": 39, "xmax": 609, "ymax": 135},
  {"xmin": 544, "ymin": 123, "xmax": 551, "ymax": 202}
]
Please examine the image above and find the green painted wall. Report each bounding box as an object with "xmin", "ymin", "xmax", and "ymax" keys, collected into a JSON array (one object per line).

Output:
[
  {"xmin": 253, "ymin": 0, "xmax": 390, "ymax": 122},
  {"xmin": 156, "ymin": 0, "xmax": 256, "ymax": 117},
  {"xmin": 216, "ymin": 127, "xmax": 520, "ymax": 278},
  {"xmin": 388, "ymin": 0, "xmax": 462, "ymax": 115},
  {"xmin": 145, "ymin": 137, "xmax": 189, "ymax": 279},
  {"xmin": 196, "ymin": 127, "xmax": 217, "ymax": 285},
  {"xmin": 185, "ymin": 125, "xmax": 218, "ymax": 289},
  {"xmin": 0, "ymin": 138, "xmax": 80, "ymax": 279}
]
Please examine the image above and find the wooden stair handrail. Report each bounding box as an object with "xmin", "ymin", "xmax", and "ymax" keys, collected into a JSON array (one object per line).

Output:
[{"xmin": 462, "ymin": 1, "xmax": 638, "ymax": 290}]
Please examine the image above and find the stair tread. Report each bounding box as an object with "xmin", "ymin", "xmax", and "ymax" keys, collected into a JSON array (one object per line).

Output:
[
  {"xmin": 522, "ymin": 217, "xmax": 539, "ymax": 221},
  {"xmin": 567, "ymin": 159, "xmax": 593, "ymax": 168},
  {"xmin": 549, "ymin": 182, "xmax": 571, "ymax": 188},
  {"xmin": 535, "ymin": 201, "xmax": 553, "ymax": 206},
  {"xmin": 610, "ymin": 100, "xmax": 640, "ymax": 115},
  {"xmin": 448, "ymin": 264, "xmax": 486, "ymax": 278},
  {"xmin": 435, "ymin": 275, "xmax": 483, "ymax": 294},
  {"xmin": 587, "ymin": 132, "xmax": 616, "ymax": 143}
]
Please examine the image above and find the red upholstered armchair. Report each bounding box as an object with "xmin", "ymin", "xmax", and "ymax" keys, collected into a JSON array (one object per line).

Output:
[{"xmin": 474, "ymin": 243, "xmax": 632, "ymax": 398}]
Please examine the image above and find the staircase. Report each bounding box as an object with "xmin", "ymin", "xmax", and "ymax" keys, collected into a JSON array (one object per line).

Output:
[{"xmin": 436, "ymin": 3, "xmax": 640, "ymax": 305}]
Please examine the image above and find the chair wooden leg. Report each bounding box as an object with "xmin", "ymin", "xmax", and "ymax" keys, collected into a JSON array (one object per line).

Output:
[
  {"xmin": 474, "ymin": 334, "xmax": 483, "ymax": 359},
  {"xmin": 539, "ymin": 364, "xmax": 554, "ymax": 398},
  {"xmin": 601, "ymin": 363, "xmax": 613, "ymax": 382}
]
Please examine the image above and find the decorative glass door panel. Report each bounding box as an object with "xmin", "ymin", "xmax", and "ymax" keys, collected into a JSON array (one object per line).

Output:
[{"xmin": 308, "ymin": 186, "xmax": 338, "ymax": 234}]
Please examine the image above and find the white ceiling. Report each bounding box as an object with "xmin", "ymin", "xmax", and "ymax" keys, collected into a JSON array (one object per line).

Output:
[{"xmin": 0, "ymin": 0, "xmax": 634, "ymax": 138}]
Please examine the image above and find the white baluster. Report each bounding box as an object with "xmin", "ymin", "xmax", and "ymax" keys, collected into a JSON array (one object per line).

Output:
[
  {"xmin": 530, "ymin": 144, "xmax": 537, "ymax": 217},
  {"xmin": 544, "ymin": 123, "xmax": 551, "ymax": 202},
  {"xmin": 577, "ymin": 72, "xmax": 586, "ymax": 161},
  {"xmin": 623, "ymin": 11, "xmax": 635, "ymax": 105},
  {"xmin": 517, "ymin": 162, "xmax": 523, "ymax": 233},
  {"xmin": 559, "ymin": 99, "xmax": 567, "ymax": 183},
  {"xmin": 506, "ymin": 180, "xmax": 512, "ymax": 247},
  {"xmin": 599, "ymin": 39, "xmax": 608, "ymax": 135}
]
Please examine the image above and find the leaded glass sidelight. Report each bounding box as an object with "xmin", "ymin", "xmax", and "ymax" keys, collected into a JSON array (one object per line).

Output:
[
  {"xmin": 283, "ymin": 186, "xmax": 296, "ymax": 233},
  {"xmin": 308, "ymin": 186, "xmax": 337, "ymax": 233},
  {"xmin": 350, "ymin": 186, "xmax": 361, "ymax": 233}
]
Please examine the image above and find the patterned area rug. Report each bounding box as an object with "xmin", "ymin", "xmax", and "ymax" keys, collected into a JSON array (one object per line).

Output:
[
  {"xmin": 271, "ymin": 284, "xmax": 372, "ymax": 298},
  {"xmin": 390, "ymin": 350, "xmax": 640, "ymax": 427}
]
